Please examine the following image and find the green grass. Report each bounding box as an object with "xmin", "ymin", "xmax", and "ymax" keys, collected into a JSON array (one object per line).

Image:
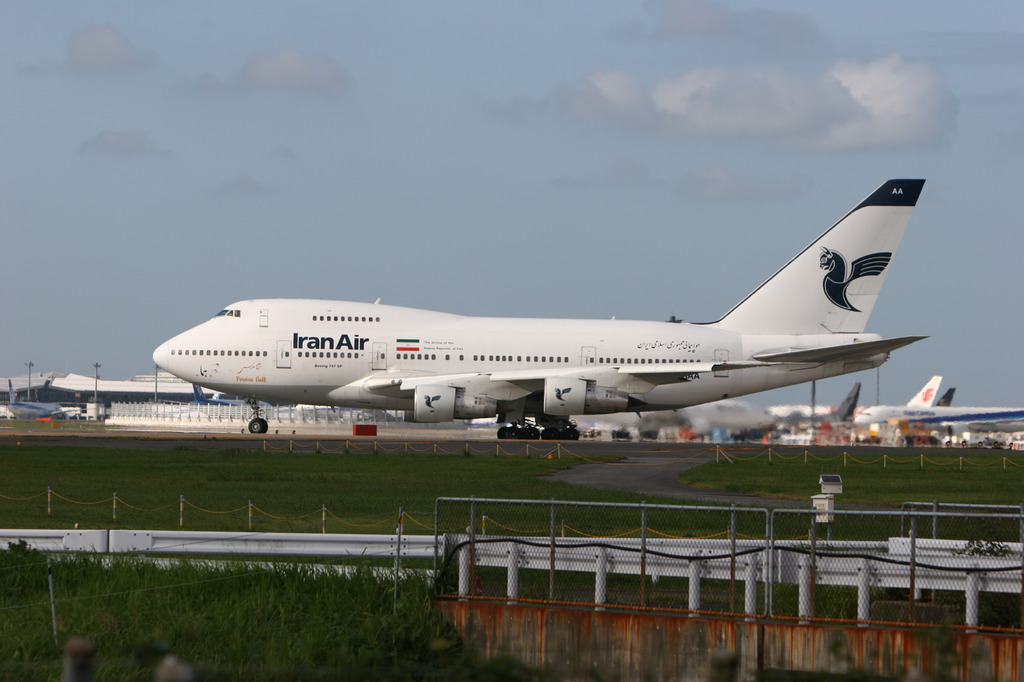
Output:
[
  {"xmin": 680, "ymin": 450, "xmax": 1024, "ymax": 507},
  {"xmin": 0, "ymin": 443, "xmax": 668, "ymax": 533},
  {"xmin": 0, "ymin": 542, "xmax": 544, "ymax": 681}
]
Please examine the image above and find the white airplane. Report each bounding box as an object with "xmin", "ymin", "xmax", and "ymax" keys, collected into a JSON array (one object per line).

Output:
[
  {"xmin": 153, "ymin": 179, "xmax": 926, "ymax": 438},
  {"xmin": 6, "ymin": 379, "xmax": 67, "ymax": 420},
  {"xmin": 906, "ymin": 375, "xmax": 943, "ymax": 408},
  {"xmin": 855, "ymin": 376, "xmax": 1024, "ymax": 433}
]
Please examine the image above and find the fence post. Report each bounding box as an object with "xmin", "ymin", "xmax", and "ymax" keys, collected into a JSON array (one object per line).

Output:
[
  {"xmin": 965, "ymin": 565, "xmax": 980, "ymax": 630},
  {"xmin": 640, "ymin": 503, "xmax": 648, "ymax": 607},
  {"xmin": 1019, "ymin": 504, "xmax": 1024, "ymax": 629},
  {"xmin": 798, "ymin": 556, "xmax": 812, "ymax": 623},
  {"xmin": 766, "ymin": 511, "xmax": 775, "ymax": 618},
  {"xmin": 62, "ymin": 637, "xmax": 97, "ymax": 682},
  {"xmin": 393, "ymin": 506, "xmax": 405, "ymax": 612},
  {"xmin": 744, "ymin": 554, "xmax": 760, "ymax": 620},
  {"xmin": 322, "ymin": 504, "xmax": 327, "ymax": 534},
  {"xmin": 248, "ymin": 500, "xmax": 253, "ymax": 531},
  {"xmin": 507, "ymin": 543, "xmax": 521, "ymax": 605},
  {"xmin": 179, "ymin": 495, "xmax": 185, "ymax": 528},
  {"xmin": 48, "ymin": 487, "xmax": 52, "ymax": 516},
  {"xmin": 729, "ymin": 505, "xmax": 737, "ymax": 613},
  {"xmin": 909, "ymin": 515, "xmax": 918, "ymax": 623},
  {"xmin": 48, "ymin": 558, "xmax": 58, "ymax": 647},
  {"xmin": 549, "ymin": 499, "xmax": 557, "ymax": 601},
  {"xmin": 594, "ymin": 547, "xmax": 608, "ymax": 610},
  {"xmin": 469, "ymin": 497, "xmax": 477, "ymax": 597},
  {"xmin": 857, "ymin": 558, "xmax": 871, "ymax": 624},
  {"xmin": 112, "ymin": 492, "xmax": 117, "ymax": 522},
  {"xmin": 688, "ymin": 553, "xmax": 702, "ymax": 616}
]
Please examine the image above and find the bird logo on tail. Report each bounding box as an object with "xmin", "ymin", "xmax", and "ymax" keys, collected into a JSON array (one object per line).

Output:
[{"xmin": 819, "ymin": 248, "xmax": 892, "ymax": 312}]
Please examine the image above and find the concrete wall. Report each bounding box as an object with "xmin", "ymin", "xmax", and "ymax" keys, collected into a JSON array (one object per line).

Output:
[{"xmin": 439, "ymin": 601, "xmax": 1024, "ymax": 682}]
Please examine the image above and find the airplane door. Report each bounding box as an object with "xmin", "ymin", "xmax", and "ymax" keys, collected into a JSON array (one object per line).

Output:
[
  {"xmin": 260, "ymin": 309, "xmax": 269, "ymax": 328},
  {"xmin": 714, "ymin": 349, "xmax": 729, "ymax": 377},
  {"xmin": 372, "ymin": 342, "xmax": 387, "ymax": 371},
  {"xmin": 276, "ymin": 340, "xmax": 292, "ymax": 369},
  {"xmin": 581, "ymin": 346, "xmax": 597, "ymax": 366}
]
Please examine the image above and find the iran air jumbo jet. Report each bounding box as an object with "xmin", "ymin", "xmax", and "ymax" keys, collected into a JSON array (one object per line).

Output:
[{"xmin": 153, "ymin": 179, "xmax": 926, "ymax": 438}]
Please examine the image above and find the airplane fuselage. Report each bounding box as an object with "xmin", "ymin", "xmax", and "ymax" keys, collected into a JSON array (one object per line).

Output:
[
  {"xmin": 154, "ymin": 298, "xmax": 886, "ymax": 414},
  {"xmin": 855, "ymin": 406, "xmax": 1024, "ymax": 431}
]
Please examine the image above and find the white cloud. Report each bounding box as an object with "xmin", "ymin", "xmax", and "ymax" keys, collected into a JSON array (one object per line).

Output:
[
  {"xmin": 77, "ymin": 130, "xmax": 170, "ymax": 158},
  {"xmin": 560, "ymin": 55, "xmax": 957, "ymax": 151},
  {"xmin": 66, "ymin": 26, "xmax": 155, "ymax": 73},
  {"xmin": 652, "ymin": 0, "xmax": 822, "ymax": 55},
  {"xmin": 209, "ymin": 174, "xmax": 276, "ymax": 197},
  {"xmin": 676, "ymin": 166, "xmax": 808, "ymax": 201},
  {"xmin": 557, "ymin": 71, "xmax": 653, "ymax": 127},
  {"xmin": 553, "ymin": 158, "xmax": 666, "ymax": 191},
  {"xmin": 192, "ymin": 50, "xmax": 352, "ymax": 97}
]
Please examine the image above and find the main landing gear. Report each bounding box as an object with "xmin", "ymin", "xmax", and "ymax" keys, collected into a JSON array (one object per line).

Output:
[
  {"xmin": 496, "ymin": 419, "xmax": 580, "ymax": 441},
  {"xmin": 246, "ymin": 398, "xmax": 269, "ymax": 434}
]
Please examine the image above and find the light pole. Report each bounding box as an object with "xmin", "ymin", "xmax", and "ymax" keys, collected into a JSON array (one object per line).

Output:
[
  {"xmin": 93, "ymin": 363, "xmax": 101, "ymax": 421},
  {"xmin": 24, "ymin": 361, "xmax": 33, "ymax": 401}
]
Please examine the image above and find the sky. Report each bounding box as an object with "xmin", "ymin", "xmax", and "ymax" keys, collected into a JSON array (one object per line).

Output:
[{"xmin": 1, "ymin": 0, "xmax": 1022, "ymax": 409}]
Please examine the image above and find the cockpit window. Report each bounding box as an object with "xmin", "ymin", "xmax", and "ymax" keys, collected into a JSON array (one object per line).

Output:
[{"xmin": 215, "ymin": 309, "xmax": 241, "ymax": 318}]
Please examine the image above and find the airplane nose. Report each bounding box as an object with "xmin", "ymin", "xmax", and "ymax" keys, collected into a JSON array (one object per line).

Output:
[{"xmin": 153, "ymin": 342, "xmax": 170, "ymax": 370}]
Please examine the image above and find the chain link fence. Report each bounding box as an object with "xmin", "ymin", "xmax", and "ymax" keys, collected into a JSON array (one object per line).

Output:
[{"xmin": 434, "ymin": 497, "xmax": 1024, "ymax": 631}]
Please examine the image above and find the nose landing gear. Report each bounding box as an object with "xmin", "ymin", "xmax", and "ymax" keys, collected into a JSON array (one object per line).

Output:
[{"xmin": 246, "ymin": 399, "xmax": 269, "ymax": 434}]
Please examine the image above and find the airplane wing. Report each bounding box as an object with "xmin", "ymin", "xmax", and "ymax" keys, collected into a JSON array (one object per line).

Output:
[
  {"xmin": 752, "ymin": 336, "xmax": 926, "ymax": 364},
  {"xmin": 361, "ymin": 336, "xmax": 925, "ymax": 398}
]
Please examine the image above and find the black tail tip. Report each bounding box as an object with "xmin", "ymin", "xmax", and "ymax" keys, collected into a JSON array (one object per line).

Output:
[{"xmin": 858, "ymin": 179, "xmax": 925, "ymax": 209}]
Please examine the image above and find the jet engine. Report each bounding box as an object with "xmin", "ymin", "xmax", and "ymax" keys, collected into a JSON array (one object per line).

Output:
[
  {"xmin": 411, "ymin": 384, "xmax": 497, "ymax": 422},
  {"xmin": 543, "ymin": 377, "xmax": 629, "ymax": 415}
]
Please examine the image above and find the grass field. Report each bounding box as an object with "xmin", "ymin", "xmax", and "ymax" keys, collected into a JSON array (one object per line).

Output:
[
  {"xmin": 679, "ymin": 448, "xmax": 1024, "ymax": 506},
  {"xmin": 0, "ymin": 437, "xmax": 1021, "ymax": 678},
  {"xmin": 0, "ymin": 441, "xmax": 657, "ymax": 533}
]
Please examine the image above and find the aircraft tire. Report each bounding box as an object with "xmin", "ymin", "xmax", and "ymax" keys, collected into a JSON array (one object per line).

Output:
[
  {"xmin": 248, "ymin": 418, "xmax": 269, "ymax": 434},
  {"xmin": 522, "ymin": 426, "xmax": 541, "ymax": 440},
  {"xmin": 496, "ymin": 426, "xmax": 510, "ymax": 439}
]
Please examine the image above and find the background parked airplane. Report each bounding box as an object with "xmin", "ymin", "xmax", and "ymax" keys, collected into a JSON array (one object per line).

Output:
[
  {"xmin": 854, "ymin": 378, "xmax": 1024, "ymax": 435},
  {"xmin": 191, "ymin": 384, "xmax": 246, "ymax": 406},
  {"xmin": 153, "ymin": 179, "xmax": 926, "ymax": 438},
  {"xmin": 6, "ymin": 379, "xmax": 67, "ymax": 420}
]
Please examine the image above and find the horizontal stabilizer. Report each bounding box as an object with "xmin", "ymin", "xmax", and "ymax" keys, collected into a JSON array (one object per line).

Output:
[{"xmin": 753, "ymin": 336, "xmax": 926, "ymax": 364}]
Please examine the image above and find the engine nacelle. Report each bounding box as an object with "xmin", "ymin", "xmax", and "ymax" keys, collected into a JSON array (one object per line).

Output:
[
  {"xmin": 584, "ymin": 384, "xmax": 630, "ymax": 413},
  {"xmin": 543, "ymin": 377, "xmax": 630, "ymax": 415},
  {"xmin": 412, "ymin": 384, "xmax": 456, "ymax": 422},
  {"xmin": 543, "ymin": 377, "xmax": 587, "ymax": 415},
  {"xmin": 453, "ymin": 390, "xmax": 498, "ymax": 419},
  {"xmin": 411, "ymin": 385, "xmax": 497, "ymax": 422}
]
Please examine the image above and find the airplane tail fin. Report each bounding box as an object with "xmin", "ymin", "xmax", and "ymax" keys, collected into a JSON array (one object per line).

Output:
[
  {"xmin": 713, "ymin": 179, "xmax": 925, "ymax": 335},
  {"xmin": 833, "ymin": 382, "xmax": 861, "ymax": 422},
  {"xmin": 936, "ymin": 387, "xmax": 956, "ymax": 407},
  {"xmin": 7, "ymin": 379, "xmax": 15, "ymax": 404},
  {"xmin": 192, "ymin": 384, "xmax": 208, "ymax": 404},
  {"xmin": 907, "ymin": 376, "xmax": 942, "ymax": 407}
]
